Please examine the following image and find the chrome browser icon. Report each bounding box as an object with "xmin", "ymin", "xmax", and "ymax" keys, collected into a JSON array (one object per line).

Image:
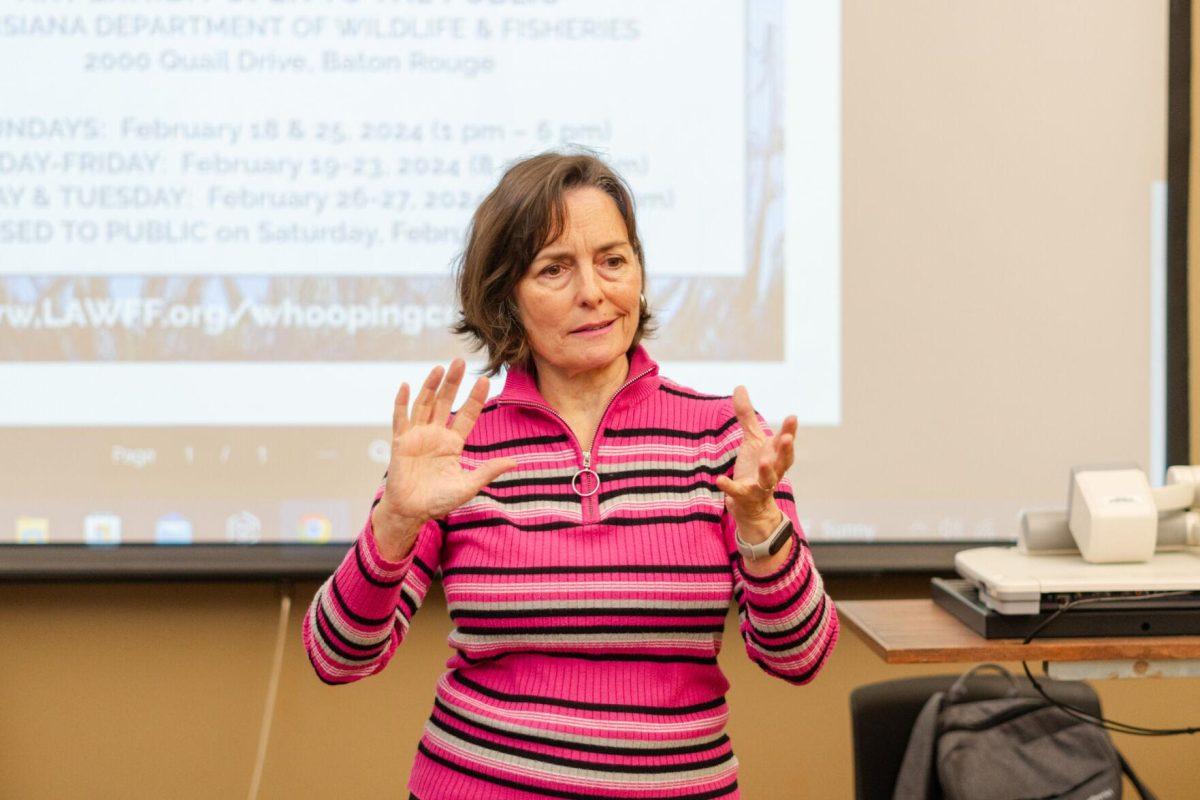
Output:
[{"xmin": 297, "ymin": 513, "xmax": 332, "ymax": 543}]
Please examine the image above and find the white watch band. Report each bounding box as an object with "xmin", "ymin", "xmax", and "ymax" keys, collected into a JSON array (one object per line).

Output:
[{"xmin": 735, "ymin": 516, "xmax": 793, "ymax": 561}]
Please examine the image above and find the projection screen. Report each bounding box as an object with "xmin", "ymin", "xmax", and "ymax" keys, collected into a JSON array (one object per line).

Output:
[{"xmin": 0, "ymin": 0, "xmax": 1172, "ymax": 574}]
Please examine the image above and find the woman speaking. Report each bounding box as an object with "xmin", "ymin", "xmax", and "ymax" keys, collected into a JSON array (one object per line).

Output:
[{"xmin": 303, "ymin": 152, "xmax": 839, "ymax": 799}]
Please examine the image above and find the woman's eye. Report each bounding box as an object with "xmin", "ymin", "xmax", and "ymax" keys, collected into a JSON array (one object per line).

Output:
[
  {"xmin": 605, "ymin": 257, "xmax": 624, "ymax": 268},
  {"xmin": 541, "ymin": 264, "xmax": 563, "ymax": 277}
]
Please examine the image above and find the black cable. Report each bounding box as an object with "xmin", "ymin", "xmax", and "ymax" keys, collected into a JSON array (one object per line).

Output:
[{"xmin": 1019, "ymin": 591, "xmax": 1200, "ymax": 737}]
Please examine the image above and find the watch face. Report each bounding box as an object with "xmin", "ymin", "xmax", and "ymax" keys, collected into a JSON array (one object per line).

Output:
[
  {"xmin": 772, "ymin": 522, "xmax": 792, "ymax": 554},
  {"xmin": 768, "ymin": 520, "xmax": 794, "ymax": 555}
]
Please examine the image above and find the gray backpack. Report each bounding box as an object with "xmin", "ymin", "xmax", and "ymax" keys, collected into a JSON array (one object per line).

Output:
[{"xmin": 892, "ymin": 664, "xmax": 1154, "ymax": 800}]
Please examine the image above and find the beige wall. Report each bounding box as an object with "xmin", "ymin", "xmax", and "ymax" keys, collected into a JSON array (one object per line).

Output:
[{"xmin": 2, "ymin": 576, "xmax": 1198, "ymax": 798}]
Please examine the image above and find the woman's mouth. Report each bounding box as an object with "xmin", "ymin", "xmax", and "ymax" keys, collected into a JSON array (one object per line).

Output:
[{"xmin": 570, "ymin": 319, "xmax": 617, "ymax": 335}]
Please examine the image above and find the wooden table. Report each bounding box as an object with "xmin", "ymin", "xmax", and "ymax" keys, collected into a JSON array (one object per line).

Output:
[{"xmin": 838, "ymin": 599, "xmax": 1200, "ymax": 678}]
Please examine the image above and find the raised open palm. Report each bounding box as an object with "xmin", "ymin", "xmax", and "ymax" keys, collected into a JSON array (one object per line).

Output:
[
  {"xmin": 714, "ymin": 386, "xmax": 797, "ymax": 529},
  {"xmin": 378, "ymin": 359, "xmax": 518, "ymax": 526}
]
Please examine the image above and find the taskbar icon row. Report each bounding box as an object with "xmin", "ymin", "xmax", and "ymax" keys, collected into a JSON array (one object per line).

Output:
[{"xmin": 12, "ymin": 505, "xmax": 350, "ymax": 546}]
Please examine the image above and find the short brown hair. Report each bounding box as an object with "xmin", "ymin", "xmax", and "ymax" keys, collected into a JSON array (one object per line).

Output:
[{"xmin": 452, "ymin": 150, "xmax": 653, "ymax": 376}]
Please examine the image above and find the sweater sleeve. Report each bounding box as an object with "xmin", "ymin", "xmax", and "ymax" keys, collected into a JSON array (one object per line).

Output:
[
  {"xmin": 719, "ymin": 411, "xmax": 840, "ymax": 685},
  {"xmin": 302, "ymin": 484, "xmax": 444, "ymax": 685}
]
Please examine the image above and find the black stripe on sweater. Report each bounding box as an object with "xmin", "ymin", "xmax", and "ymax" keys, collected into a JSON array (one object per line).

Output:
[
  {"xmin": 741, "ymin": 562, "xmax": 815, "ymax": 615},
  {"xmin": 597, "ymin": 479, "xmax": 719, "ymax": 503},
  {"xmin": 416, "ymin": 743, "xmax": 740, "ymax": 800},
  {"xmin": 412, "ymin": 555, "xmax": 436, "ymax": 581},
  {"xmin": 444, "ymin": 512, "xmax": 720, "ymax": 533},
  {"xmin": 305, "ymin": 643, "xmax": 356, "ymax": 687},
  {"xmin": 432, "ymin": 698, "xmax": 730, "ymax": 758},
  {"xmin": 454, "ymin": 622, "xmax": 726, "ymax": 636},
  {"xmin": 744, "ymin": 595, "xmax": 823, "ymax": 645},
  {"xmin": 599, "ymin": 457, "xmax": 736, "ymax": 481},
  {"xmin": 397, "ymin": 586, "xmax": 419, "ymax": 618},
  {"xmin": 444, "ymin": 517, "xmax": 578, "ymax": 533},
  {"xmin": 488, "ymin": 474, "xmax": 575, "ymax": 490},
  {"xmin": 602, "ymin": 415, "xmax": 738, "ymax": 440},
  {"xmin": 329, "ymin": 574, "xmax": 393, "ymax": 627},
  {"xmin": 313, "ymin": 604, "xmax": 389, "ymax": 662},
  {"xmin": 455, "ymin": 648, "xmax": 719, "ymax": 666},
  {"xmin": 477, "ymin": 489, "xmax": 581, "ymax": 504},
  {"xmin": 427, "ymin": 713, "xmax": 735, "ymax": 774},
  {"xmin": 352, "ymin": 537, "xmax": 403, "ymax": 589},
  {"xmin": 443, "ymin": 563, "xmax": 729, "ymax": 576},
  {"xmin": 603, "ymin": 512, "xmax": 722, "ymax": 527},
  {"xmin": 746, "ymin": 631, "xmax": 837, "ymax": 686},
  {"xmin": 744, "ymin": 596, "xmax": 828, "ymax": 650},
  {"xmin": 450, "ymin": 672, "xmax": 726, "ymax": 716},
  {"xmin": 449, "ymin": 606, "xmax": 729, "ymax": 621},
  {"xmin": 463, "ymin": 434, "xmax": 570, "ymax": 453}
]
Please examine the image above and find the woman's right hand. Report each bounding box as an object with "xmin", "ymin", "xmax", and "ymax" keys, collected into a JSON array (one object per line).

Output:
[{"xmin": 371, "ymin": 358, "xmax": 518, "ymax": 561}]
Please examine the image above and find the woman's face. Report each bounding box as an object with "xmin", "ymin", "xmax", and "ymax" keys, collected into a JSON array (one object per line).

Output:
[{"xmin": 514, "ymin": 187, "xmax": 642, "ymax": 379}]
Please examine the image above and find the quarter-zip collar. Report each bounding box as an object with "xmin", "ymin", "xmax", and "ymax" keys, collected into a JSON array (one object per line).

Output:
[
  {"xmin": 494, "ymin": 345, "xmax": 661, "ymax": 520},
  {"xmin": 496, "ymin": 344, "xmax": 661, "ymax": 413}
]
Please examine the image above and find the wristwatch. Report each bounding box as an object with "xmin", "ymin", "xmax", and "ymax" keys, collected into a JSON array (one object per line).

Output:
[{"xmin": 735, "ymin": 515, "xmax": 794, "ymax": 561}]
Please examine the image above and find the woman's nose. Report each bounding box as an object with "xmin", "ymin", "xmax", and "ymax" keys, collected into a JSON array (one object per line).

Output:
[{"xmin": 576, "ymin": 263, "xmax": 604, "ymax": 306}]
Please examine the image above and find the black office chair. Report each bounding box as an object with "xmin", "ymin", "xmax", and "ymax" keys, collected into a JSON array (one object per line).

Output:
[{"xmin": 849, "ymin": 672, "xmax": 1103, "ymax": 800}]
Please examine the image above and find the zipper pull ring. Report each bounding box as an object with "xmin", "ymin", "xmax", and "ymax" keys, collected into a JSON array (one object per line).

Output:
[{"xmin": 572, "ymin": 451, "xmax": 599, "ymax": 497}]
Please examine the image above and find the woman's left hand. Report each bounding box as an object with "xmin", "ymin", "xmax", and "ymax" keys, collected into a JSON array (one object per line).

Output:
[{"xmin": 714, "ymin": 386, "xmax": 798, "ymax": 540}]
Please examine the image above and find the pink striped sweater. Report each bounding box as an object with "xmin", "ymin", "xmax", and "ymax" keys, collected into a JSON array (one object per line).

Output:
[{"xmin": 303, "ymin": 346, "xmax": 839, "ymax": 799}]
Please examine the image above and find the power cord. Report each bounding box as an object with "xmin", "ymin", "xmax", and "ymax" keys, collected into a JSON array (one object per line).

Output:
[
  {"xmin": 247, "ymin": 580, "xmax": 293, "ymax": 800},
  {"xmin": 1019, "ymin": 591, "xmax": 1200, "ymax": 737}
]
